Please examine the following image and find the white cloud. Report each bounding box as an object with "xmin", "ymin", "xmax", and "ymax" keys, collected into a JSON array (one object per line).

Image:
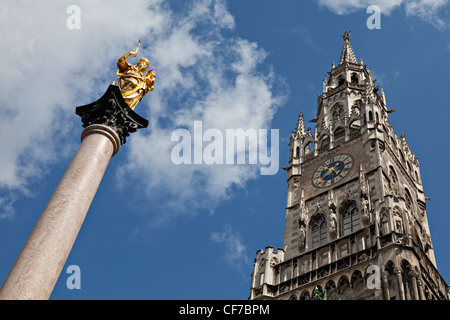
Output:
[
  {"xmin": 404, "ymin": 0, "xmax": 449, "ymax": 28},
  {"xmin": 211, "ymin": 224, "xmax": 250, "ymax": 276},
  {"xmin": 116, "ymin": 2, "xmax": 287, "ymax": 228},
  {"xmin": 317, "ymin": 0, "xmax": 449, "ymax": 28},
  {"xmin": 0, "ymin": 0, "xmax": 168, "ymax": 216},
  {"xmin": 0, "ymin": 0, "xmax": 287, "ymax": 221},
  {"xmin": 317, "ymin": 0, "xmax": 403, "ymax": 15}
]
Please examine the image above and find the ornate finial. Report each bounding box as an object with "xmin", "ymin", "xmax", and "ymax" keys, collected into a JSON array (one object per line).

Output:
[
  {"xmin": 342, "ymin": 30, "xmax": 351, "ymax": 41},
  {"xmin": 339, "ymin": 31, "xmax": 357, "ymax": 64},
  {"xmin": 296, "ymin": 112, "xmax": 306, "ymax": 137},
  {"xmin": 116, "ymin": 41, "xmax": 156, "ymax": 110}
]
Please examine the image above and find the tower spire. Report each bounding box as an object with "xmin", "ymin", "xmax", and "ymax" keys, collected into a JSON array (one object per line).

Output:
[
  {"xmin": 296, "ymin": 112, "xmax": 306, "ymax": 137},
  {"xmin": 339, "ymin": 30, "xmax": 357, "ymax": 64}
]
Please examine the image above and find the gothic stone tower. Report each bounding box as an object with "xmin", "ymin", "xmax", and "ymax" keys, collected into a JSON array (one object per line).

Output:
[{"xmin": 249, "ymin": 32, "xmax": 449, "ymax": 300}]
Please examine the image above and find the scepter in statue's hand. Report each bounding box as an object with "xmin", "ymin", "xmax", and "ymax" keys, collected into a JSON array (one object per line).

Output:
[{"xmin": 130, "ymin": 40, "xmax": 142, "ymax": 57}]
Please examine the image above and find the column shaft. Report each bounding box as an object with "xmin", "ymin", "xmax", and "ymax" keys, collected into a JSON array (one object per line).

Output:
[{"xmin": 0, "ymin": 124, "xmax": 119, "ymax": 300}]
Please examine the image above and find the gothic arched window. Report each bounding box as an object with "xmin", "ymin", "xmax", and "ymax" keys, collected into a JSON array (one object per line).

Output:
[
  {"xmin": 304, "ymin": 141, "xmax": 315, "ymax": 154},
  {"xmin": 342, "ymin": 202, "xmax": 360, "ymax": 235},
  {"xmin": 351, "ymin": 73, "xmax": 359, "ymax": 84},
  {"xmin": 311, "ymin": 215, "xmax": 327, "ymax": 248},
  {"xmin": 404, "ymin": 188, "xmax": 413, "ymax": 211},
  {"xmin": 388, "ymin": 166, "xmax": 399, "ymax": 195}
]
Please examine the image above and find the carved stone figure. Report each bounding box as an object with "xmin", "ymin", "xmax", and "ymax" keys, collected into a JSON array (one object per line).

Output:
[
  {"xmin": 299, "ymin": 224, "xmax": 306, "ymax": 249},
  {"xmin": 361, "ymin": 197, "xmax": 370, "ymax": 223},
  {"xmin": 329, "ymin": 208, "xmax": 337, "ymax": 237}
]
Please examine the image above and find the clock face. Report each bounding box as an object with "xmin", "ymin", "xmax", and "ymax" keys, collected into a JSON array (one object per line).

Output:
[{"xmin": 313, "ymin": 154, "xmax": 353, "ymax": 188}]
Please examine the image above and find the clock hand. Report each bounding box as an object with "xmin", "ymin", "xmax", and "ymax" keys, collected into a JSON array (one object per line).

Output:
[{"xmin": 322, "ymin": 165, "xmax": 331, "ymax": 175}]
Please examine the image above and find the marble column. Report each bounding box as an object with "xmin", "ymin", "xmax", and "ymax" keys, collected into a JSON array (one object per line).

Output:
[
  {"xmin": 395, "ymin": 267, "xmax": 406, "ymax": 300},
  {"xmin": 409, "ymin": 271, "xmax": 419, "ymax": 300},
  {"xmin": 417, "ymin": 278, "xmax": 426, "ymax": 300},
  {"xmin": 0, "ymin": 85, "xmax": 148, "ymax": 300},
  {"xmin": 0, "ymin": 125, "xmax": 120, "ymax": 300}
]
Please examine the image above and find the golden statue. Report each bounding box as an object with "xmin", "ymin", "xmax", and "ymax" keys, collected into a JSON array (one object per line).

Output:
[{"xmin": 115, "ymin": 41, "xmax": 156, "ymax": 110}]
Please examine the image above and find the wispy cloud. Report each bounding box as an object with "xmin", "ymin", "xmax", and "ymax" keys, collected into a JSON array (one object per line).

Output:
[
  {"xmin": 211, "ymin": 224, "xmax": 250, "ymax": 276},
  {"xmin": 317, "ymin": 0, "xmax": 449, "ymax": 29},
  {"xmin": 291, "ymin": 25, "xmax": 319, "ymax": 50},
  {"xmin": 0, "ymin": 0, "xmax": 288, "ymax": 221},
  {"xmin": 116, "ymin": 0, "xmax": 288, "ymax": 228},
  {"xmin": 0, "ymin": 0, "xmax": 165, "ymax": 217}
]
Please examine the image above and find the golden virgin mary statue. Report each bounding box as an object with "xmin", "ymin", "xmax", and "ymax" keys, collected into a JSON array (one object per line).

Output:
[{"xmin": 115, "ymin": 41, "xmax": 156, "ymax": 110}]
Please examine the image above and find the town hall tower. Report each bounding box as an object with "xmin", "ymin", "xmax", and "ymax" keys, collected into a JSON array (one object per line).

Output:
[{"xmin": 249, "ymin": 32, "xmax": 448, "ymax": 300}]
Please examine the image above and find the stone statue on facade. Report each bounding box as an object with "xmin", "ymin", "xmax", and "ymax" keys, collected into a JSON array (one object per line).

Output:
[
  {"xmin": 298, "ymin": 224, "xmax": 306, "ymax": 249},
  {"xmin": 361, "ymin": 197, "xmax": 370, "ymax": 223},
  {"xmin": 329, "ymin": 208, "xmax": 337, "ymax": 237}
]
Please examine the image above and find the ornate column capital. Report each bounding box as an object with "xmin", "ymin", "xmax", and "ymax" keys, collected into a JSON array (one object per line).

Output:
[
  {"xmin": 76, "ymin": 85, "xmax": 149, "ymax": 145},
  {"xmin": 408, "ymin": 270, "xmax": 418, "ymax": 278}
]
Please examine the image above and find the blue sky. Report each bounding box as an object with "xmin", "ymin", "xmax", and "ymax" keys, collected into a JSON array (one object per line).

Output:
[{"xmin": 0, "ymin": 0, "xmax": 449, "ymax": 299}]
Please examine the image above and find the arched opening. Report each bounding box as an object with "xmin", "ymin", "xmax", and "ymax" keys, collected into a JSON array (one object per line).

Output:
[
  {"xmin": 385, "ymin": 260, "xmax": 398, "ymax": 300},
  {"xmin": 401, "ymin": 260, "xmax": 415, "ymax": 300},
  {"xmin": 351, "ymin": 270, "xmax": 364, "ymax": 290},
  {"xmin": 351, "ymin": 73, "xmax": 359, "ymax": 84},
  {"xmin": 338, "ymin": 276, "xmax": 351, "ymax": 297},
  {"xmin": 300, "ymin": 291, "xmax": 310, "ymax": 300},
  {"xmin": 325, "ymin": 281, "xmax": 338, "ymax": 300},
  {"xmin": 380, "ymin": 208, "xmax": 390, "ymax": 236},
  {"xmin": 388, "ymin": 166, "xmax": 399, "ymax": 195},
  {"xmin": 311, "ymin": 286, "xmax": 325, "ymax": 300},
  {"xmin": 404, "ymin": 188, "xmax": 413, "ymax": 213},
  {"xmin": 393, "ymin": 207, "xmax": 404, "ymax": 234},
  {"xmin": 304, "ymin": 141, "xmax": 315, "ymax": 154}
]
